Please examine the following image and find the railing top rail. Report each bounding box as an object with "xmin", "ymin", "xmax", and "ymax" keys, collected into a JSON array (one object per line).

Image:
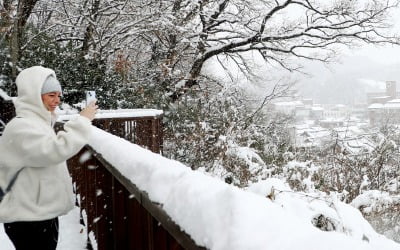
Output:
[{"xmin": 57, "ymin": 109, "xmax": 163, "ymax": 122}]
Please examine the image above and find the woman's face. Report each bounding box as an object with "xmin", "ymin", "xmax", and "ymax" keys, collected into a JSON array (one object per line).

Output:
[{"xmin": 41, "ymin": 92, "xmax": 61, "ymax": 112}]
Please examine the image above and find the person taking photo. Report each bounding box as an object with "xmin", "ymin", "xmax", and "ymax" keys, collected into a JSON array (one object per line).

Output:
[{"xmin": 0, "ymin": 65, "xmax": 97, "ymax": 250}]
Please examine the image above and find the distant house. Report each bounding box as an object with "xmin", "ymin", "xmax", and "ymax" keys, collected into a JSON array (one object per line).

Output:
[
  {"xmin": 273, "ymin": 99, "xmax": 320, "ymax": 119},
  {"xmin": 310, "ymin": 105, "xmax": 324, "ymax": 120},
  {"xmin": 294, "ymin": 106, "xmax": 311, "ymax": 121},
  {"xmin": 368, "ymin": 99, "xmax": 400, "ymax": 126},
  {"xmin": 293, "ymin": 124, "xmax": 377, "ymax": 156},
  {"xmin": 367, "ymin": 81, "xmax": 398, "ymax": 104},
  {"xmin": 273, "ymin": 99, "xmax": 357, "ymax": 124},
  {"xmin": 366, "ymin": 81, "xmax": 400, "ymax": 126},
  {"xmin": 273, "ymin": 100, "xmax": 304, "ymax": 115},
  {"xmin": 318, "ymin": 119, "xmax": 344, "ymax": 129},
  {"xmin": 323, "ymin": 104, "xmax": 349, "ymax": 119},
  {"xmin": 294, "ymin": 126, "xmax": 331, "ymax": 149},
  {"xmin": 329, "ymin": 127, "xmax": 376, "ymax": 155},
  {"xmin": 332, "ymin": 136, "xmax": 376, "ymax": 155}
]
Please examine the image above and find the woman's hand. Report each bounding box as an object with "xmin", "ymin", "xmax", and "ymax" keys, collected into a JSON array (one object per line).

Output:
[{"xmin": 80, "ymin": 101, "xmax": 98, "ymax": 121}]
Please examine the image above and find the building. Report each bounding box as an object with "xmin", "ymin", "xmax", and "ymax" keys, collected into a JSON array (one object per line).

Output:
[
  {"xmin": 368, "ymin": 99, "xmax": 400, "ymax": 126},
  {"xmin": 367, "ymin": 81, "xmax": 398, "ymax": 104},
  {"xmin": 351, "ymin": 103, "xmax": 368, "ymax": 120},
  {"xmin": 293, "ymin": 124, "xmax": 377, "ymax": 156},
  {"xmin": 322, "ymin": 104, "xmax": 350, "ymax": 119},
  {"xmin": 273, "ymin": 99, "xmax": 355, "ymax": 123},
  {"xmin": 367, "ymin": 81, "xmax": 400, "ymax": 126}
]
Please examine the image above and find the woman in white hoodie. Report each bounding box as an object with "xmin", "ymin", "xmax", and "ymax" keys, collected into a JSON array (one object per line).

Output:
[{"xmin": 0, "ymin": 66, "xmax": 97, "ymax": 250}]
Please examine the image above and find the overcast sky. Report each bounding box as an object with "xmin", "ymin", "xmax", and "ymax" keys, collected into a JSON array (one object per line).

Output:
[
  {"xmin": 202, "ymin": 3, "xmax": 400, "ymax": 106},
  {"xmin": 296, "ymin": 5, "xmax": 400, "ymax": 105},
  {"xmin": 297, "ymin": 44, "xmax": 400, "ymax": 105}
]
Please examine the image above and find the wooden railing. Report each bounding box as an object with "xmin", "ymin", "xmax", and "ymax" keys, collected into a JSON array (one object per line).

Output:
[
  {"xmin": 65, "ymin": 114, "xmax": 205, "ymax": 250},
  {"xmin": 92, "ymin": 116, "xmax": 163, "ymax": 153}
]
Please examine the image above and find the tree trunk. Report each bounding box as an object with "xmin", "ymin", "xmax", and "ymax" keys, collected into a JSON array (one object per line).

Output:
[
  {"xmin": 8, "ymin": 0, "xmax": 39, "ymax": 79},
  {"xmin": 82, "ymin": 0, "xmax": 100, "ymax": 56},
  {"xmin": 169, "ymin": 55, "xmax": 204, "ymax": 102},
  {"xmin": 0, "ymin": 0, "xmax": 12, "ymax": 34}
]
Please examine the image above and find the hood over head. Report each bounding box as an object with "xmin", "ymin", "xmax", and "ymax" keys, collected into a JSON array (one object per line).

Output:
[{"xmin": 14, "ymin": 66, "xmax": 58, "ymax": 123}]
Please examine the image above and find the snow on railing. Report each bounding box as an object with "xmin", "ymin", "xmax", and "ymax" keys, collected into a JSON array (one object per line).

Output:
[
  {"xmin": 87, "ymin": 126, "xmax": 400, "ymax": 250},
  {"xmin": 59, "ymin": 109, "xmax": 163, "ymax": 153},
  {"xmin": 57, "ymin": 109, "xmax": 163, "ymax": 121}
]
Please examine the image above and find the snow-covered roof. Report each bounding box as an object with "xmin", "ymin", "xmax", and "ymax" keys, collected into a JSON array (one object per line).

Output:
[
  {"xmin": 372, "ymin": 96, "xmax": 391, "ymax": 99},
  {"xmin": 339, "ymin": 137, "xmax": 376, "ymax": 155},
  {"xmin": 334, "ymin": 126, "xmax": 364, "ymax": 135},
  {"xmin": 384, "ymin": 102, "xmax": 400, "ymax": 109},
  {"xmin": 320, "ymin": 118, "xmax": 345, "ymax": 123},
  {"xmin": 274, "ymin": 101, "xmax": 304, "ymax": 107},
  {"xmin": 311, "ymin": 106, "xmax": 324, "ymax": 111},
  {"xmin": 295, "ymin": 126, "xmax": 331, "ymax": 147},
  {"xmin": 295, "ymin": 124, "xmax": 378, "ymax": 152},
  {"xmin": 367, "ymin": 97, "xmax": 400, "ymax": 110},
  {"xmin": 368, "ymin": 103, "xmax": 384, "ymax": 109},
  {"xmin": 295, "ymin": 123, "xmax": 311, "ymax": 130},
  {"xmin": 387, "ymin": 99, "xmax": 400, "ymax": 103}
]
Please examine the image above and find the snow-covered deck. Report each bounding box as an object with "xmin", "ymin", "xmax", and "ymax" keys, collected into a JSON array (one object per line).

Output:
[{"xmin": 0, "ymin": 207, "xmax": 87, "ymax": 250}]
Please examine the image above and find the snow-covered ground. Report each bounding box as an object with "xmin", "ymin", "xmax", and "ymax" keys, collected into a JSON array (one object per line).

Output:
[{"xmin": 0, "ymin": 206, "xmax": 87, "ymax": 250}]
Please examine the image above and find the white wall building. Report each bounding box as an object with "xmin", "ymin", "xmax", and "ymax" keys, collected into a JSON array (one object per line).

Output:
[{"xmin": 368, "ymin": 99, "xmax": 400, "ymax": 126}]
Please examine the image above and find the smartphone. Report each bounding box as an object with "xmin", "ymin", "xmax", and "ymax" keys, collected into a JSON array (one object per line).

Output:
[{"xmin": 86, "ymin": 91, "xmax": 96, "ymax": 106}]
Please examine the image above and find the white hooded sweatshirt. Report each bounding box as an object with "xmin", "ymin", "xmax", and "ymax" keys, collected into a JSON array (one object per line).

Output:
[{"xmin": 0, "ymin": 66, "xmax": 92, "ymax": 222}]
